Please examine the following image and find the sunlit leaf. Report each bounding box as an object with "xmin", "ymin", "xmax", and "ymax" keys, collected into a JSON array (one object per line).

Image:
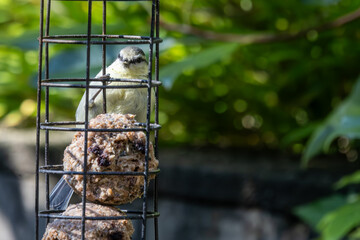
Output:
[
  {"xmin": 335, "ymin": 170, "xmax": 360, "ymax": 189},
  {"xmin": 293, "ymin": 194, "xmax": 347, "ymax": 229},
  {"xmin": 317, "ymin": 200, "xmax": 360, "ymax": 240}
]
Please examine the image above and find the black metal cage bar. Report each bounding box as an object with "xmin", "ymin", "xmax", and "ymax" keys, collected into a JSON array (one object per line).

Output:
[{"xmin": 35, "ymin": 0, "xmax": 161, "ymax": 239}]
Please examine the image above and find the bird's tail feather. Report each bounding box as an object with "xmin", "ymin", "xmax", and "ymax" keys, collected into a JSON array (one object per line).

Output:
[{"xmin": 49, "ymin": 177, "xmax": 74, "ymax": 210}]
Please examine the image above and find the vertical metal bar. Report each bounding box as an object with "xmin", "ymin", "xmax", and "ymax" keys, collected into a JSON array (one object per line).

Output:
[
  {"xmin": 154, "ymin": 0, "xmax": 160, "ymax": 159},
  {"xmin": 81, "ymin": 0, "xmax": 92, "ymax": 239},
  {"xmin": 102, "ymin": 0, "xmax": 107, "ymax": 113},
  {"xmin": 142, "ymin": 0, "xmax": 157, "ymax": 239},
  {"xmin": 44, "ymin": 0, "xmax": 51, "ymax": 219},
  {"xmin": 36, "ymin": 0, "xmax": 45, "ymax": 238},
  {"xmin": 153, "ymin": 0, "xmax": 160, "ymax": 239}
]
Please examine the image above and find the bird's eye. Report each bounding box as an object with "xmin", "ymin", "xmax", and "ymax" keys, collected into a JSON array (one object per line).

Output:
[{"xmin": 136, "ymin": 58, "xmax": 146, "ymax": 64}]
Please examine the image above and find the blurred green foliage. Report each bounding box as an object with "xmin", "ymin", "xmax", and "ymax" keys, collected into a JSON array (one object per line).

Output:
[
  {"xmin": 302, "ymin": 76, "xmax": 360, "ymax": 165},
  {"xmin": 293, "ymin": 194, "xmax": 349, "ymax": 231},
  {"xmin": 294, "ymin": 175, "xmax": 360, "ymax": 240},
  {"xmin": 1, "ymin": 0, "xmax": 360, "ymax": 153},
  {"xmin": 296, "ymin": 42, "xmax": 360, "ymax": 240},
  {"xmin": 2, "ymin": 1, "xmax": 360, "ymax": 239}
]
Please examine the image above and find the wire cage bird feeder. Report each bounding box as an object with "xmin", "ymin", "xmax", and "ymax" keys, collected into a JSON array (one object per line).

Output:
[{"xmin": 35, "ymin": 0, "xmax": 161, "ymax": 239}]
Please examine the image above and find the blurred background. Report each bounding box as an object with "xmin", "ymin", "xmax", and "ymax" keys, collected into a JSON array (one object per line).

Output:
[{"xmin": 1, "ymin": 0, "xmax": 360, "ymax": 239}]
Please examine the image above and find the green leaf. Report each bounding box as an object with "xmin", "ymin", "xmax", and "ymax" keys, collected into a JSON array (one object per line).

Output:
[
  {"xmin": 160, "ymin": 43, "xmax": 238, "ymax": 89},
  {"xmin": 317, "ymin": 200, "xmax": 360, "ymax": 240},
  {"xmin": 302, "ymin": 76, "xmax": 360, "ymax": 166},
  {"xmin": 335, "ymin": 170, "xmax": 360, "ymax": 189},
  {"xmin": 302, "ymin": 125, "xmax": 335, "ymax": 167},
  {"xmin": 293, "ymin": 194, "xmax": 347, "ymax": 229},
  {"xmin": 322, "ymin": 116, "xmax": 360, "ymax": 151}
]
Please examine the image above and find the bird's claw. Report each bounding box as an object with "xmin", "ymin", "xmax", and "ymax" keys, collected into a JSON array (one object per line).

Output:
[{"xmin": 99, "ymin": 73, "xmax": 111, "ymax": 83}]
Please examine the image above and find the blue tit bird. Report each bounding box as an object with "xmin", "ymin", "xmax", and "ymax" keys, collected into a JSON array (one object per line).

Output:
[
  {"xmin": 50, "ymin": 46, "xmax": 154, "ymax": 210},
  {"xmin": 76, "ymin": 46, "xmax": 152, "ymax": 123}
]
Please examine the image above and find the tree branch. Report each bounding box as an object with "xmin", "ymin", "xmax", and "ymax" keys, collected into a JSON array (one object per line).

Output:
[{"xmin": 160, "ymin": 7, "xmax": 360, "ymax": 44}]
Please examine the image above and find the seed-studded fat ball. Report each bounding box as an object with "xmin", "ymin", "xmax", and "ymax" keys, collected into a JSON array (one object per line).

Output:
[
  {"xmin": 63, "ymin": 113, "xmax": 159, "ymax": 205},
  {"xmin": 42, "ymin": 203, "xmax": 134, "ymax": 240}
]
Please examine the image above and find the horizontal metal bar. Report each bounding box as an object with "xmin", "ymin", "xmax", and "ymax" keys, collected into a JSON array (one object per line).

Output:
[
  {"xmin": 40, "ymin": 123, "xmax": 161, "ymax": 131},
  {"xmin": 39, "ymin": 211, "xmax": 160, "ymax": 220},
  {"xmin": 41, "ymin": 78, "xmax": 162, "ymax": 86},
  {"xmin": 39, "ymin": 168, "xmax": 161, "ymax": 176},
  {"xmin": 41, "ymin": 121, "xmax": 160, "ymax": 127},
  {"xmin": 39, "ymin": 170, "xmax": 146, "ymax": 175},
  {"xmin": 42, "ymin": 121, "xmax": 79, "ymax": 125},
  {"xmin": 41, "ymin": 83, "xmax": 151, "ymax": 89},
  {"xmin": 42, "ymin": 78, "xmax": 142, "ymax": 83},
  {"xmin": 39, "ymin": 164, "xmax": 160, "ymax": 175},
  {"xmin": 86, "ymin": 212, "xmax": 160, "ymax": 220},
  {"xmin": 41, "ymin": 39, "xmax": 162, "ymax": 45},
  {"xmin": 39, "ymin": 126, "xmax": 142, "ymax": 132},
  {"xmin": 43, "ymin": 34, "xmax": 161, "ymax": 40},
  {"xmin": 54, "ymin": 0, "xmax": 152, "ymax": 2},
  {"xmin": 40, "ymin": 209, "xmax": 158, "ymax": 214}
]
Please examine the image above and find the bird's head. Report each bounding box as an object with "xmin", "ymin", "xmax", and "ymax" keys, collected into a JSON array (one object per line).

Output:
[{"xmin": 117, "ymin": 46, "xmax": 148, "ymax": 77}]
